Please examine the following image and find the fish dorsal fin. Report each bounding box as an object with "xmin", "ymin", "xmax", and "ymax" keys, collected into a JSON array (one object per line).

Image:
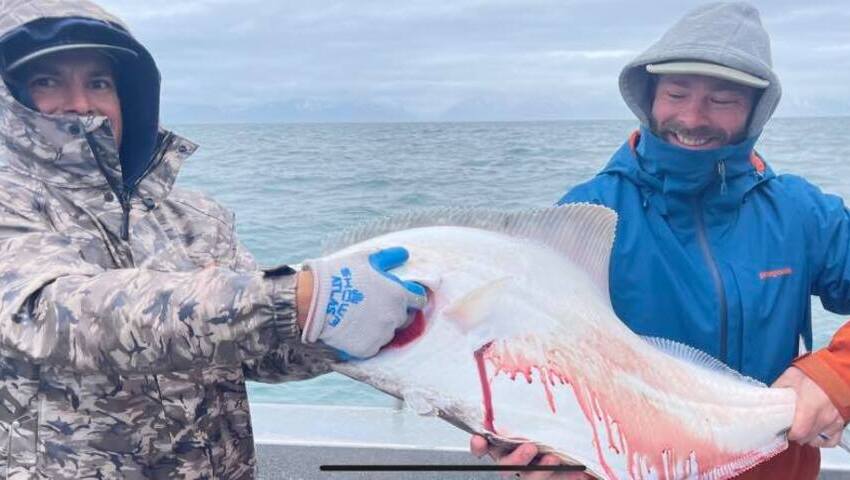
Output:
[
  {"xmin": 322, "ymin": 205, "xmax": 618, "ymax": 298},
  {"xmin": 642, "ymin": 336, "xmax": 766, "ymax": 387}
]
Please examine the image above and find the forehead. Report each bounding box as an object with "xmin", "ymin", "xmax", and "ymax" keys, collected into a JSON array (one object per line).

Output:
[
  {"xmin": 19, "ymin": 49, "xmax": 115, "ymax": 77},
  {"xmin": 655, "ymin": 74, "xmax": 754, "ymax": 96}
]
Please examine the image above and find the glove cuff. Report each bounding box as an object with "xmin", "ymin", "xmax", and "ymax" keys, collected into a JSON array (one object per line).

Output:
[{"xmin": 300, "ymin": 259, "xmax": 328, "ymax": 344}]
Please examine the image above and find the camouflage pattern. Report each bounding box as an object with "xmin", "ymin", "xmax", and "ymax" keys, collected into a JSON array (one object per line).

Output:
[
  {"xmin": 0, "ymin": 0, "xmax": 129, "ymax": 38},
  {"xmin": 0, "ymin": 0, "xmax": 336, "ymax": 478}
]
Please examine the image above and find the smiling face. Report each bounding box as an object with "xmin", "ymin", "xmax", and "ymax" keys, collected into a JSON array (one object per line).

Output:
[
  {"xmin": 650, "ymin": 74, "xmax": 756, "ymax": 150},
  {"xmin": 19, "ymin": 49, "xmax": 123, "ymax": 147}
]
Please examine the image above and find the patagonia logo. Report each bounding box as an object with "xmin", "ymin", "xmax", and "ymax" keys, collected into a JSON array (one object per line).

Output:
[
  {"xmin": 326, "ymin": 267, "xmax": 365, "ymax": 327},
  {"xmin": 759, "ymin": 267, "xmax": 793, "ymax": 280}
]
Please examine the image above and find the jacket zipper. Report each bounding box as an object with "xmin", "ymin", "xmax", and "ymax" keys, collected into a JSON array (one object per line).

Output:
[
  {"xmin": 717, "ymin": 159, "xmax": 728, "ymax": 195},
  {"xmin": 692, "ymin": 198, "xmax": 728, "ymax": 363},
  {"xmin": 88, "ymin": 132, "xmax": 175, "ymax": 241}
]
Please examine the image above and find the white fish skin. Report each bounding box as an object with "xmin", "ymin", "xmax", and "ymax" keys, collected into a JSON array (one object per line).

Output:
[{"xmin": 330, "ymin": 205, "xmax": 796, "ymax": 480}]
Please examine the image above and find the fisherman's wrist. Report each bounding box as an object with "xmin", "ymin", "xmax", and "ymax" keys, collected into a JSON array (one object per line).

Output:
[
  {"xmin": 261, "ymin": 266, "xmax": 301, "ymax": 344},
  {"xmin": 299, "ymin": 258, "xmax": 330, "ymax": 344}
]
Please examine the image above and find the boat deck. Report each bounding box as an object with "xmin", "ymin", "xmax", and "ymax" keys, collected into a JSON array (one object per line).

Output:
[{"xmin": 251, "ymin": 403, "xmax": 850, "ymax": 479}]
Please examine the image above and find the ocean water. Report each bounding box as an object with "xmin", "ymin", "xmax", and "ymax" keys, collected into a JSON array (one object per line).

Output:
[{"xmin": 171, "ymin": 118, "xmax": 850, "ymax": 407}]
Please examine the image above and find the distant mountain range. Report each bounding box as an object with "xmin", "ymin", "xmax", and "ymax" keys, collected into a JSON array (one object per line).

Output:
[
  {"xmin": 161, "ymin": 95, "xmax": 850, "ymax": 124},
  {"xmin": 160, "ymin": 95, "xmax": 633, "ymax": 124}
]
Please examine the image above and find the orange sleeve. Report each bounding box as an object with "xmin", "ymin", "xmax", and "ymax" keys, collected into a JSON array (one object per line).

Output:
[{"xmin": 793, "ymin": 321, "xmax": 850, "ymax": 421}]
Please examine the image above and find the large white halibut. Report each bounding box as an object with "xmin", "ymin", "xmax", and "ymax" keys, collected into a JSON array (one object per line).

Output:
[{"xmin": 329, "ymin": 205, "xmax": 795, "ymax": 480}]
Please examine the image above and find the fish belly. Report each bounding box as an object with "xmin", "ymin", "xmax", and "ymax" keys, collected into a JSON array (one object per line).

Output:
[{"xmin": 332, "ymin": 224, "xmax": 795, "ymax": 480}]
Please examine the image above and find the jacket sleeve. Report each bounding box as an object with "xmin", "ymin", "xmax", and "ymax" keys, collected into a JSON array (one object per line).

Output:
[
  {"xmin": 0, "ymin": 200, "xmax": 336, "ymax": 376},
  {"xmin": 801, "ymin": 180, "xmax": 850, "ymax": 313},
  {"xmin": 792, "ymin": 178, "xmax": 850, "ymax": 421},
  {"xmin": 229, "ymin": 235, "xmax": 335, "ymax": 383},
  {"xmin": 793, "ymin": 322, "xmax": 850, "ymax": 422},
  {"xmin": 557, "ymin": 180, "xmax": 605, "ymax": 206}
]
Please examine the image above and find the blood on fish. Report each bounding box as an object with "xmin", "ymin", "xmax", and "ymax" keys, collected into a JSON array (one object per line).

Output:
[
  {"xmin": 605, "ymin": 418, "xmax": 620, "ymax": 455},
  {"xmin": 480, "ymin": 339, "xmax": 621, "ymax": 477},
  {"xmin": 384, "ymin": 310, "xmax": 427, "ymax": 349},
  {"xmin": 539, "ymin": 368, "xmax": 557, "ymax": 413},
  {"xmin": 384, "ymin": 287, "xmax": 436, "ymax": 350},
  {"xmin": 474, "ymin": 342, "xmax": 496, "ymax": 432},
  {"xmin": 478, "ymin": 336, "xmax": 779, "ymax": 480}
]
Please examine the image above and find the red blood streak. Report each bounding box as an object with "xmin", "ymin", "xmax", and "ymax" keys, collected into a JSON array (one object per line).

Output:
[
  {"xmin": 584, "ymin": 391, "xmax": 620, "ymax": 479},
  {"xmin": 474, "ymin": 342, "xmax": 496, "ymax": 432},
  {"xmin": 540, "ymin": 369, "xmax": 557, "ymax": 413},
  {"xmin": 481, "ymin": 337, "xmax": 783, "ymax": 480},
  {"xmin": 605, "ymin": 417, "xmax": 620, "ymax": 455},
  {"xmin": 383, "ymin": 310, "xmax": 427, "ymax": 349},
  {"xmin": 483, "ymin": 342, "xmax": 620, "ymax": 479}
]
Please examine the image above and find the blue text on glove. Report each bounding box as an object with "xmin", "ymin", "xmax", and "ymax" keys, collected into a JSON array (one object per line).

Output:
[{"xmin": 326, "ymin": 267, "xmax": 365, "ymax": 327}]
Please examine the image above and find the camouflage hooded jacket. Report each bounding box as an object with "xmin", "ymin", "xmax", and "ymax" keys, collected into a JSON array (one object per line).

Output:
[{"xmin": 0, "ymin": 1, "xmax": 335, "ymax": 478}]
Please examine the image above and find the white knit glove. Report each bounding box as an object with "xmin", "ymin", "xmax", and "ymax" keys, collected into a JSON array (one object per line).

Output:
[{"xmin": 302, "ymin": 247, "xmax": 426, "ymax": 359}]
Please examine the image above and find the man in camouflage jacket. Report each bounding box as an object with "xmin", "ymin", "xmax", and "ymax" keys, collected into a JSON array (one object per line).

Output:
[{"xmin": 0, "ymin": 0, "xmax": 426, "ymax": 478}]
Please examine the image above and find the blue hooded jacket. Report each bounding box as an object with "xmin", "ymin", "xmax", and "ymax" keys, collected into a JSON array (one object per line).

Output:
[
  {"xmin": 559, "ymin": 2, "xmax": 850, "ymax": 385},
  {"xmin": 560, "ymin": 127, "xmax": 850, "ymax": 384}
]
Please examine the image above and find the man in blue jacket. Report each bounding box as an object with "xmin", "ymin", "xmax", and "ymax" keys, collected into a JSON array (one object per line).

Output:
[{"xmin": 472, "ymin": 2, "xmax": 850, "ymax": 478}]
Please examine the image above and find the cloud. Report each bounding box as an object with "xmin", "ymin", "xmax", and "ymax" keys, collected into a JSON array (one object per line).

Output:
[
  {"xmin": 764, "ymin": 5, "xmax": 850, "ymax": 25},
  {"xmin": 103, "ymin": 0, "xmax": 255, "ymax": 21},
  {"xmin": 94, "ymin": 0, "xmax": 850, "ymax": 123},
  {"xmin": 546, "ymin": 50, "xmax": 637, "ymax": 60},
  {"xmin": 814, "ymin": 44, "xmax": 850, "ymax": 53}
]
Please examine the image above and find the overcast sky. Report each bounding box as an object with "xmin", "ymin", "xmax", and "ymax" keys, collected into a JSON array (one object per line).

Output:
[{"xmin": 97, "ymin": 0, "xmax": 850, "ymax": 124}]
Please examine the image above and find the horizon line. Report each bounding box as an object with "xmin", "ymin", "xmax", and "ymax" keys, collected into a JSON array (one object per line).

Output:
[{"xmin": 166, "ymin": 114, "xmax": 850, "ymax": 127}]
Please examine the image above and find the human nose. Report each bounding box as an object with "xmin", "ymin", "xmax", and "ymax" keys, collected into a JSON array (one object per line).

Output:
[
  {"xmin": 675, "ymin": 98, "xmax": 710, "ymax": 128},
  {"xmin": 63, "ymin": 83, "xmax": 95, "ymax": 116}
]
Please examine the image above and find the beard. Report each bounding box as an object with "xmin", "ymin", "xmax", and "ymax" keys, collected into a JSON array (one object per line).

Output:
[{"xmin": 650, "ymin": 118, "xmax": 746, "ymax": 147}]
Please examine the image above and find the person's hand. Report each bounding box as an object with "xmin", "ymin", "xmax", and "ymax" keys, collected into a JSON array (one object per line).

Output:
[
  {"xmin": 300, "ymin": 246, "xmax": 426, "ymax": 358},
  {"xmin": 470, "ymin": 435, "xmax": 593, "ymax": 480},
  {"xmin": 772, "ymin": 366, "xmax": 844, "ymax": 447}
]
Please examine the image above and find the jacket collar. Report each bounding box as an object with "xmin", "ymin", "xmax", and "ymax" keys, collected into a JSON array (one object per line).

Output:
[
  {"xmin": 601, "ymin": 127, "xmax": 773, "ymax": 214},
  {"xmin": 0, "ymin": 84, "xmax": 196, "ymax": 203},
  {"xmin": 635, "ymin": 126, "xmax": 759, "ymax": 196}
]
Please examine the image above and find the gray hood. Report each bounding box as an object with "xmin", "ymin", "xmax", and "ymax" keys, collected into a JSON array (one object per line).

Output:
[{"xmin": 619, "ymin": 2, "xmax": 781, "ymax": 138}]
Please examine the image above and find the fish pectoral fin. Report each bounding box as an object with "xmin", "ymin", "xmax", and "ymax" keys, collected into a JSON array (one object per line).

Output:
[
  {"xmin": 443, "ymin": 276, "xmax": 556, "ymax": 349},
  {"xmin": 443, "ymin": 276, "xmax": 516, "ymax": 334}
]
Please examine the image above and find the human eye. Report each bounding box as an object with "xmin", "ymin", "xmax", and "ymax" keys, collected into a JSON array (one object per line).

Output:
[
  {"xmin": 665, "ymin": 89, "xmax": 687, "ymax": 100},
  {"xmin": 89, "ymin": 77, "xmax": 116, "ymax": 91},
  {"xmin": 710, "ymin": 93, "xmax": 743, "ymax": 106},
  {"xmin": 28, "ymin": 75, "xmax": 59, "ymax": 89}
]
